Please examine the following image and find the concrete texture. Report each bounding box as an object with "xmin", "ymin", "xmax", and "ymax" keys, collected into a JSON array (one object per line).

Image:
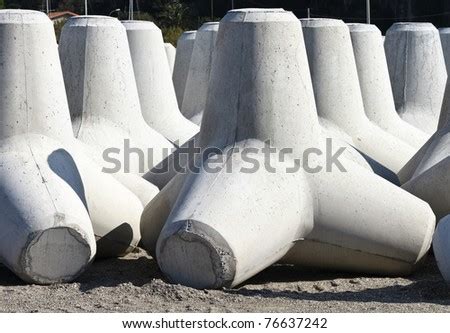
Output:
[
  {"xmin": 348, "ymin": 23, "xmax": 428, "ymax": 149},
  {"xmin": 440, "ymin": 28, "xmax": 450, "ymax": 75},
  {"xmin": 164, "ymin": 43, "xmax": 176, "ymax": 74},
  {"xmin": 0, "ymin": 10, "xmax": 96, "ymax": 283},
  {"xmin": 433, "ymin": 216, "xmax": 450, "ymax": 282},
  {"xmin": 123, "ymin": 20, "xmax": 199, "ymax": 146},
  {"xmin": 59, "ymin": 16, "xmax": 174, "ymax": 176},
  {"xmin": 142, "ymin": 9, "xmax": 435, "ymax": 290},
  {"xmin": 385, "ymin": 22, "xmax": 447, "ymax": 134},
  {"xmin": 301, "ymin": 18, "xmax": 417, "ymax": 177},
  {"xmin": 181, "ymin": 22, "xmax": 219, "ymax": 125},
  {"xmin": 0, "ymin": 11, "xmax": 153, "ymax": 262},
  {"xmin": 400, "ymin": 81, "xmax": 450, "ymax": 220},
  {"xmin": 173, "ymin": 30, "xmax": 197, "ymax": 108}
]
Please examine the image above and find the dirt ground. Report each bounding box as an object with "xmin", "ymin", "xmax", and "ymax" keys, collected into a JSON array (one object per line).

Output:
[{"xmin": 1, "ymin": 248, "xmax": 449, "ymax": 312}]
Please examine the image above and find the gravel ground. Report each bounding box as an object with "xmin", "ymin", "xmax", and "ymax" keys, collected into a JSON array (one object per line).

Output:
[{"xmin": 1, "ymin": 248, "xmax": 449, "ymax": 312}]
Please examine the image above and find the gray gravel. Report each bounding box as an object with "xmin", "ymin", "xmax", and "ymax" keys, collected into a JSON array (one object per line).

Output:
[{"xmin": 1, "ymin": 248, "xmax": 449, "ymax": 312}]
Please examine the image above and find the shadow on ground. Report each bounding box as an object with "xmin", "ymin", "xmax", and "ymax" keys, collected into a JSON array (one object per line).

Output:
[
  {"xmin": 225, "ymin": 254, "xmax": 450, "ymax": 306},
  {"xmin": 1, "ymin": 250, "xmax": 449, "ymax": 309}
]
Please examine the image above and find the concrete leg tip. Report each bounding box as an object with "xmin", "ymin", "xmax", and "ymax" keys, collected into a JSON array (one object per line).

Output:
[
  {"xmin": 21, "ymin": 226, "xmax": 92, "ymax": 284},
  {"xmin": 157, "ymin": 220, "xmax": 236, "ymax": 289}
]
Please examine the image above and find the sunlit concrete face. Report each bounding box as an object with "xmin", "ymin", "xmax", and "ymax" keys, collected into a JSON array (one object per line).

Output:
[
  {"xmin": 0, "ymin": 12, "xmax": 157, "ymax": 263},
  {"xmin": 300, "ymin": 18, "xmax": 417, "ymax": 180},
  {"xmin": 164, "ymin": 42, "xmax": 176, "ymax": 74},
  {"xmin": 140, "ymin": 9, "xmax": 435, "ymax": 289},
  {"xmin": 0, "ymin": 9, "xmax": 96, "ymax": 283},
  {"xmin": 59, "ymin": 17, "xmax": 174, "ymax": 174},
  {"xmin": 122, "ymin": 20, "xmax": 198, "ymax": 146},
  {"xmin": 385, "ymin": 22, "xmax": 447, "ymax": 134},
  {"xmin": 348, "ymin": 23, "xmax": 428, "ymax": 149}
]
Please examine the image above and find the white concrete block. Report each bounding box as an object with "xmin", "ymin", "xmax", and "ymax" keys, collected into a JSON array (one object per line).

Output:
[
  {"xmin": 164, "ymin": 42, "xmax": 176, "ymax": 74},
  {"xmin": 348, "ymin": 23, "xmax": 428, "ymax": 149},
  {"xmin": 433, "ymin": 215, "xmax": 450, "ymax": 282},
  {"xmin": 181, "ymin": 22, "xmax": 219, "ymax": 125},
  {"xmin": 144, "ymin": 9, "xmax": 435, "ymax": 289},
  {"xmin": 385, "ymin": 22, "xmax": 447, "ymax": 134},
  {"xmin": 300, "ymin": 18, "xmax": 417, "ymax": 176},
  {"xmin": 0, "ymin": 10, "xmax": 95, "ymax": 283},
  {"xmin": 0, "ymin": 11, "xmax": 154, "ymax": 262},
  {"xmin": 173, "ymin": 30, "xmax": 197, "ymax": 108},
  {"xmin": 172, "ymin": 30, "xmax": 197, "ymax": 109},
  {"xmin": 59, "ymin": 16, "xmax": 174, "ymax": 176},
  {"xmin": 123, "ymin": 20, "xmax": 199, "ymax": 146}
]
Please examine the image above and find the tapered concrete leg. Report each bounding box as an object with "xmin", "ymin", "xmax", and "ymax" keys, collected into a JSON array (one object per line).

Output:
[
  {"xmin": 397, "ymin": 81, "xmax": 450, "ymax": 184},
  {"xmin": 59, "ymin": 16, "xmax": 174, "ymax": 174},
  {"xmin": 0, "ymin": 10, "xmax": 95, "ymax": 283},
  {"xmin": 0, "ymin": 10, "xmax": 149, "ymax": 265},
  {"xmin": 283, "ymin": 160, "xmax": 434, "ymax": 275},
  {"xmin": 62, "ymin": 141, "xmax": 144, "ymax": 257},
  {"xmin": 300, "ymin": 19, "xmax": 416, "ymax": 177},
  {"xmin": 399, "ymin": 81, "xmax": 450, "ymax": 220},
  {"xmin": 440, "ymin": 28, "xmax": 450, "ymax": 73},
  {"xmin": 433, "ymin": 215, "xmax": 450, "ymax": 282},
  {"xmin": 145, "ymin": 9, "xmax": 434, "ymax": 289},
  {"xmin": 348, "ymin": 23, "xmax": 428, "ymax": 149},
  {"xmin": 143, "ymin": 134, "xmax": 199, "ymax": 190},
  {"xmin": 123, "ymin": 21, "xmax": 198, "ymax": 146},
  {"xmin": 173, "ymin": 31, "xmax": 197, "ymax": 108},
  {"xmin": 164, "ymin": 43, "xmax": 176, "ymax": 74},
  {"xmin": 0, "ymin": 134, "xmax": 96, "ymax": 284},
  {"xmin": 157, "ymin": 142, "xmax": 313, "ymax": 288},
  {"xmin": 385, "ymin": 23, "xmax": 447, "ymax": 134},
  {"xmin": 181, "ymin": 22, "xmax": 219, "ymax": 125}
]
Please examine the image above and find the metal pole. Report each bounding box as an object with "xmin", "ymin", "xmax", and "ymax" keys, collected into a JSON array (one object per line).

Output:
[
  {"xmin": 231, "ymin": 0, "xmax": 234, "ymax": 10},
  {"xmin": 46, "ymin": 0, "xmax": 49, "ymax": 14},
  {"xmin": 307, "ymin": 8, "xmax": 310, "ymax": 19},
  {"xmin": 366, "ymin": 0, "xmax": 370, "ymax": 24},
  {"xmin": 211, "ymin": 0, "xmax": 214, "ymax": 20},
  {"xmin": 129, "ymin": 0, "xmax": 134, "ymax": 20},
  {"xmin": 85, "ymin": 0, "xmax": 88, "ymax": 15}
]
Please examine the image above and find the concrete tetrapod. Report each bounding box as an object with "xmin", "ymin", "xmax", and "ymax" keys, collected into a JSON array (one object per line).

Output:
[
  {"xmin": 141, "ymin": 9, "xmax": 435, "ymax": 289},
  {"xmin": 7, "ymin": 10, "xmax": 145, "ymax": 259},
  {"xmin": 123, "ymin": 21, "xmax": 199, "ymax": 146},
  {"xmin": 164, "ymin": 43, "xmax": 176, "ymax": 74},
  {"xmin": 173, "ymin": 30, "xmax": 197, "ymax": 108},
  {"xmin": 300, "ymin": 18, "xmax": 417, "ymax": 178},
  {"xmin": 143, "ymin": 22, "xmax": 370, "ymax": 190},
  {"xmin": 348, "ymin": 23, "xmax": 428, "ymax": 149},
  {"xmin": 385, "ymin": 23, "xmax": 447, "ymax": 135},
  {"xmin": 59, "ymin": 16, "xmax": 174, "ymax": 206},
  {"xmin": 0, "ymin": 10, "xmax": 144, "ymax": 282},
  {"xmin": 181, "ymin": 22, "xmax": 219, "ymax": 125}
]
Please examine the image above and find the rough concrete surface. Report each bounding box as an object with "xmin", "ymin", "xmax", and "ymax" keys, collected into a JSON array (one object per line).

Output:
[{"xmin": 1, "ymin": 248, "xmax": 449, "ymax": 313}]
